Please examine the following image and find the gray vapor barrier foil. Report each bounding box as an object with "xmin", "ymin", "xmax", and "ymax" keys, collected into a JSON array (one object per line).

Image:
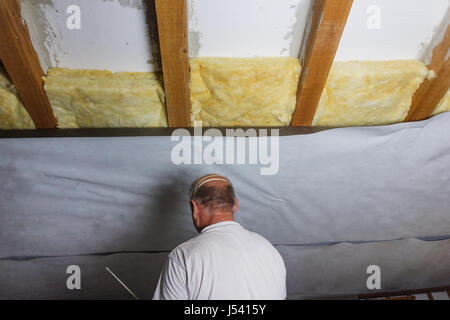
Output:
[{"xmin": 0, "ymin": 113, "xmax": 450, "ymax": 299}]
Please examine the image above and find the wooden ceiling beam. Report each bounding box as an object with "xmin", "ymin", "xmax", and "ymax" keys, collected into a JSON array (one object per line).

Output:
[
  {"xmin": 405, "ymin": 25, "xmax": 450, "ymax": 122},
  {"xmin": 290, "ymin": 0, "xmax": 353, "ymax": 127},
  {"xmin": 0, "ymin": 0, "xmax": 57, "ymax": 129},
  {"xmin": 155, "ymin": 0, "xmax": 191, "ymax": 128}
]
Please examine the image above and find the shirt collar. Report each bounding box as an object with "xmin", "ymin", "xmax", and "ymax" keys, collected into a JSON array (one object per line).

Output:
[{"xmin": 201, "ymin": 221, "xmax": 241, "ymax": 234}]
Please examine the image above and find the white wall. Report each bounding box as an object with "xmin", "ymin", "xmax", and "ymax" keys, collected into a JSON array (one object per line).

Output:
[
  {"xmin": 21, "ymin": 0, "xmax": 449, "ymax": 73},
  {"xmin": 21, "ymin": 0, "xmax": 159, "ymax": 73},
  {"xmin": 335, "ymin": 0, "xmax": 449, "ymax": 62},
  {"xmin": 187, "ymin": 0, "xmax": 313, "ymax": 58}
]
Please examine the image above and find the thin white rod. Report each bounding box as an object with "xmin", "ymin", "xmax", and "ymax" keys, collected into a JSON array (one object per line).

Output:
[{"xmin": 105, "ymin": 267, "xmax": 141, "ymax": 300}]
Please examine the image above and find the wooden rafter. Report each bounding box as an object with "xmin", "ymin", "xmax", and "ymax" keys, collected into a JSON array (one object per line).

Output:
[
  {"xmin": 290, "ymin": 0, "xmax": 353, "ymax": 127},
  {"xmin": 155, "ymin": 0, "xmax": 191, "ymax": 127},
  {"xmin": 405, "ymin": 25, "xmax": 450, "ymax": 122},
  {"xmin": 0, "ymin": 0, "xmax": 57, "ymax": 129}
]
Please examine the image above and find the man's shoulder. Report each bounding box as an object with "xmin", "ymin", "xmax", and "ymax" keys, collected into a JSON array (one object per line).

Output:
[
  {"xmin": 242, "ymin": 229, "xmax": 285, "ymax": 263},
  {"xmin": 242, "ymin": 227, "xmax": 277, "ymax": 248},
  {"xmin": 168, "ymin": 225, "xmax": 237, "ymax": 262},
  {"xmin": 169, "ymin": 235, "xmax": 205, "ymax": 261},
  {"xmin": 169, "ymin": 224, "xmax": 283, "ymax": 265},
  {"xmin": 175, "ymin": 224, "xmax": 273, "ymax": 250}
]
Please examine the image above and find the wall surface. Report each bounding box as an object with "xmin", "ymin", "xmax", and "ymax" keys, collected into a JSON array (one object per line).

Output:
[
  {"xmin": 335, "ymin": 0, "xmax": 449, "ymax": 62},
  {"xmin": 21, "ymin": 0, "xmax": 449, "ymax": 71},
  {"xmin": 0, "ymin": 113, "xmax": 450, "ymax": 298},
  {"xmin": 187, "ymin": 0, "xmax": 313, "ymax": 58},
  {"xmin": 21, "ymin": 0, "xmax": 159, "ymax": 73}
]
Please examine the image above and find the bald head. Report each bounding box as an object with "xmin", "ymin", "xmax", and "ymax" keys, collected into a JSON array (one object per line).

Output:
[{"xmin": 189, "ymin": 174, "xmax": 236, "ymax": 213}]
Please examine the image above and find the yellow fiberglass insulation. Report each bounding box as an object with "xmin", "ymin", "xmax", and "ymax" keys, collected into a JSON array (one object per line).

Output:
[
  {"xmin": 312, "ymin": 60, "xmax": 430, "ymax": 127},
  {"xmin": 432, "ymin": 89, "xmax": 450, "ymax": 116},
  {"xmin": 190, "ymin": 57, "xmax": 301, "ymax": 126},
  {"xmin": 0, "ymin": 68, "xmax": 35, "ymax": 129},
  {"xmin": 44, "ymin": 69, "xmax": 167, "ymax": 128}
]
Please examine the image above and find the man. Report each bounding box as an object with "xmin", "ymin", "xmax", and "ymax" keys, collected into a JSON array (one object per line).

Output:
[{"xmin": 153, "ymin": 174, "xmax": 286, "ymax": 300}]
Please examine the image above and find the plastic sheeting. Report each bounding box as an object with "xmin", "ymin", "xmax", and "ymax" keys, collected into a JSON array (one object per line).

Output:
[
  {"xmin": 0, "ymin": 113, "xmax": 450, "ymax": 298},
  {"xmin": 0, "ymin": 238, "xmax": 448, "ymax": 299}
]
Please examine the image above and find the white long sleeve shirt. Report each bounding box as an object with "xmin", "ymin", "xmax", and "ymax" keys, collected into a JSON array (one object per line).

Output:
[{"xmin": 153, "ymin": 221, "xmax": 286, "ymax": 300}]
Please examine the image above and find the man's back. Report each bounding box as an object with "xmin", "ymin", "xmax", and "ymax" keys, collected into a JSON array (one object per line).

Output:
[{"xmin": 153, "ymin": 221, "xmax": 286, "ymax": 300}]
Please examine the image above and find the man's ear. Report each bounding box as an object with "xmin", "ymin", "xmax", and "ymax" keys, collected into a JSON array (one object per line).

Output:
[
  {"xmin": 232, "ymin": 198, "xmax": 238, "ymax": 215},
  {"xmin": 191, "ymin": 200, "xmax": 199, "ymax": 218}
]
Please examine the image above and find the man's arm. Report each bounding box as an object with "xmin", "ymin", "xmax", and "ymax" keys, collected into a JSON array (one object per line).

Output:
[{"xmin": 153, "ymin": 256, "xmax": 189, "ymax": 300}]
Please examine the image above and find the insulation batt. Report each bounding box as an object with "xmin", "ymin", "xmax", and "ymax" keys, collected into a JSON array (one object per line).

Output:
[
  {"xmin": 190, "ymin": 57, "xmax": 301, "ymax": 126},
  {"xmin": 44, "ymin": 69, "xmax": 167, "ymax": 128},
  {"xmin": 0, "ymin": 69, "xmax": 35, "ymax": 130},
  {"xmin": 312, "ymin": 60, "xmax": 430, "ymax": 126},
  {"xmin": 432, "ymin": 89, "xmax": 450, "ymax": 116}
]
